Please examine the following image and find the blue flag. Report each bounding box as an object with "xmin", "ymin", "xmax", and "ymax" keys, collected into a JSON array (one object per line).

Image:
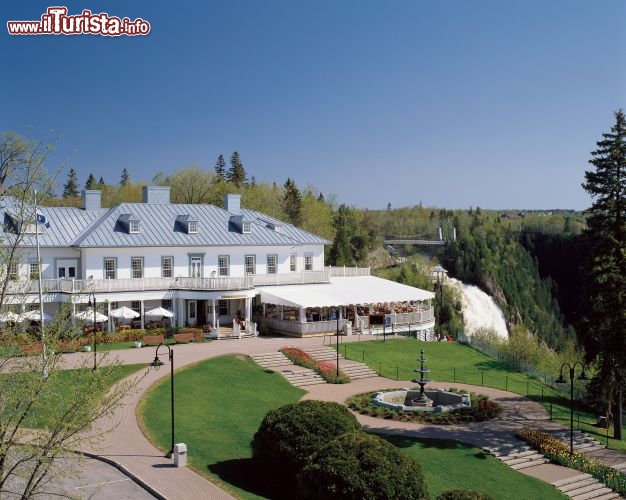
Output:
[{"xmin": 36, "ymin": 209, "xmax": 51, "ymax": 229}]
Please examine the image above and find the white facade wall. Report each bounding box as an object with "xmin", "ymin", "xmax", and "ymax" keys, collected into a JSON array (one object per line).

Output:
[
  {"xmin": 81, "ymin": 244, "xmax": 325, "ymax": 279},
  {"xmin": 15, "ymin": 248, "xmax": 80, "ymax": 280}
]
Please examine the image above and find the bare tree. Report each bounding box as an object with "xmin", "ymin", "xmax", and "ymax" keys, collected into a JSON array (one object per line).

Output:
[{"xmin": 0, "ymin": 130, "xmax": 143, "ymax": 498}]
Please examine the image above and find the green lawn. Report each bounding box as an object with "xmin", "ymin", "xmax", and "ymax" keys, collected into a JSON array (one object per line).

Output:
[
  {"xmin": 139, "ymin": 354, "xmax": 572, "ymax": 499},
  {"xmin": 383, "ymin": 435, "xmax": 567, "ymax": 499},
  {"xmin": 338, "ymin": 338, "xmax": 626, "ymax": 453},
  {"xmin": 4, "ymin": 363, "xmax": 146, "ymax": 429},
  {"xmin": 139, "ymin": 354, "xmax": 306, "ymax": 499}
]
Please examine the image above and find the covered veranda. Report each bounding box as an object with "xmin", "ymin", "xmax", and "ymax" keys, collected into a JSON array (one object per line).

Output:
[{"xmin": 257, "ymin": 276, "xmax": 436, "ymax": 338}]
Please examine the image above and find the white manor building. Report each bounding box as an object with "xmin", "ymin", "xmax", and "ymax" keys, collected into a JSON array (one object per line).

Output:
[{"xmin": 1, "ymin": 187, "xmax": 435, "ymax": 339}]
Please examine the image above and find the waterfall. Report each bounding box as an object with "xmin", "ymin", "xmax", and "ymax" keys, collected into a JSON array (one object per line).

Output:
[{"xmin": 449, "ymin": 278, "xmax": 508, "ymax": 338}]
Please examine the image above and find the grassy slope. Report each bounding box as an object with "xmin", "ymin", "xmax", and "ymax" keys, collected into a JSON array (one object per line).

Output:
[
  {"xmin": 139, "ymin": 354, "xmax": 570, "ymax": 499},
  {"xmin": 384, "ymin": 435, "xmax": 567, "ymax": 499}
]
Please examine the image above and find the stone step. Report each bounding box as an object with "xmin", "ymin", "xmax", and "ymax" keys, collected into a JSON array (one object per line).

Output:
[
  {"xmin": 489, "ymin": 446, "xmax": 533, "ymax": 457},
  {"xmin": 509, "ymin": 457, "xmax": 550, "ymax": 470},
  {"xmin": 584, "ymin": 493, "xmax": 621, "ymax": 500},
  {"xmin": 500, "ymin": 453, "xmax": 546, "ymax": 466},
  {"xmin": 559, "ymin": 477, "xmax": 602, "ymax": 492},
  {"xmin": 610, "ymin": 461, "xmax": 626, "ymax": 472},
  {"xmin": 496, "ymin": 449, "xmax": 543, "ymax": 461},
  {"xmin": 569, "ymin": 485, "xmax": 616, "ymax": 500},
  {"xmin": 553, "ymin": 474, "xmax": 593, "ymax": 488}
]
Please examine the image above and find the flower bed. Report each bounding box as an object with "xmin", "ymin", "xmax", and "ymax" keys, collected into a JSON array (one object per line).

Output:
[
  {"xmin": 280, "ymin": 346, "xmax": 350, "ymax": 384},
  {"xmin": 516, "ymin": 429, "xmax": 626, "ymax": 496},
  {"xmin": 347, "ymin": 388, "xmax": 502, "ymax": 424}
]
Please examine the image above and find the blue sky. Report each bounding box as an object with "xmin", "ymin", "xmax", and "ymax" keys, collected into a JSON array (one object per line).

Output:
[{"xmin": 3, "ymin": 1, "xmax": 625, "ymax": 210}]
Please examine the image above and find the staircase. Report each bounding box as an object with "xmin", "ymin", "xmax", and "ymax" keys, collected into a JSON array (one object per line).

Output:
[
  {"xmin": 484, "ymin": 441, "xmax": 549, "ymax": 470},
  {"xmin": 553, "ymin": 474, "xmax": 621, "ymax": 500},
  {"xmin": 544, "ymin": 429, "xmax": 606, "ymax": 454},
  {"xmin": 302, "ymin": 346, "xmax": 378, "ymax": 380},
  {"xmin": 250, "ymin": 352, "xmax": 325, "ymax": 387},
  {"xmin": 215, "ymin": 326, "xmax": 255, "ymax": 340},
  {"xmin": 486, "ymin": 435, "xmax": 623, "ymax": 499}
]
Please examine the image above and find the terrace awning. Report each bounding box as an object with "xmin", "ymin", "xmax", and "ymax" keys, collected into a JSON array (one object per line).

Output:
[{"xmin": 257, "ymin": 276, "xmax": 434, "ymax": 309}]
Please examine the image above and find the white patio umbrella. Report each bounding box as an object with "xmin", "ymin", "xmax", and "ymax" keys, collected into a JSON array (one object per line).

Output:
[
  {"xmin": 0, "ymin": 310, "xmax": 21, "ymax": 323},
  {"xmin": 75, "ymin": 309, "xmax": 109, "ymax": 323},
  {"xmin": 109, "ymin": 306, "xmax": 140, "ymax": 320},
  {"xmin": 19, "ymin": 310, "xmax": 52, "ymax": 322},
  {"xmin": 144, "ymin": 307, "xmax": 174, "ymax": 318}
]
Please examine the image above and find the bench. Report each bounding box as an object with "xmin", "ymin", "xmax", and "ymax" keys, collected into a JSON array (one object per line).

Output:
[
  {"xmin": 173, "ymin": 332, "xmax": 194, "ymax": 344},
  {"xmin": 142, "ymin": 334, "xmax": 165, "ymax": 346}
]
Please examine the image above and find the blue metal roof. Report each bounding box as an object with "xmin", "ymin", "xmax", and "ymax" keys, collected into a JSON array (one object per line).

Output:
[
  {"xmin": 74, "ymin": 202, "xmax": 329, "ymax": 248},
  {"xmin": 2, "ymin": 196, "xmax": 330, "ymax": 249}
]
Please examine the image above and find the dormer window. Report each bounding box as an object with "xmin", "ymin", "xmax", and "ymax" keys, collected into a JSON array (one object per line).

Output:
[
  {"xmin": 229, "ymin": 215, "xmax": 252, "ymax": 234},
  {"xmin": 175, "ymin": 215, "xmax": 199, "ymax": 235},
  {"xmin": 129, "ymin": 220, "xmax": 141, "ymax": 233}
]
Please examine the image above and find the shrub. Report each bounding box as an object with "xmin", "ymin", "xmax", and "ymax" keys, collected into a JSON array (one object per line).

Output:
[
  {"xmin": 437, "ymin": 489, "xmax": 495, "ymax": 500},
  {"xmin": 251, "ymin": 400, "xmax": 360, "ymax": 497},
  {"xmin": 297, "ymin": 431, "xmax": 429, "ymax": 500},
  {"xmin": 281, "ymin": 346, "xmax": 351, "ymax": 383}
]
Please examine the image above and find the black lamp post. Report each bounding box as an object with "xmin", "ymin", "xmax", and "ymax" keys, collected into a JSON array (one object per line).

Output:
[
  {"xmin": 556, "ymin": 362, "xmax": 589, "ymax": 455},
  {"xmin": 87, "ymin": 292, "xmax": 97, "ymax": 371},
  {"xmin": 150, "ymin": 343, "xmax": 175, "ymax": 458}
]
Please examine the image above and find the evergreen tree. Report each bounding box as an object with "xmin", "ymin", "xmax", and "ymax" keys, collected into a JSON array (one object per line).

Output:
[
  {"xmin": 98, "ymin": 176, "xmax": 106, "ymax": 187},
  {"xmin": 282, "ymin": 177, "xmax": 302, "ymax": 226},
  {"xmin": 85, "ymin": 173, "xmax": 97, "ymax": 190},
  {"xmin": 120, "ymin": 168, "xmax": 130, "ymax": 186},
  {"xmin": 581, "ymin": 109, "xmax": 626, "ymax": 439},
  {"xmin": 329, "ymin": 204, "xmax": 356, "ymax": 266},
  {"xmin": 214, "ymin": 154, "xmax": 226, "ymax": 181},
  {"xmin": 62, "ymin": 168, "xmax": 79, "ymax": 198},
  {"xmin": 227, "ymin": 151, "xmax": 246, "ymax": 187}
]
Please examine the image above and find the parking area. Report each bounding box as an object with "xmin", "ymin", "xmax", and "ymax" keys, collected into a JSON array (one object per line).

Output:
[
  {"xmin": 54, "ymin": 456, "xmax": 157, "ymax": 499},
  {"xmin": 5, "ymin": 455, "xmax": 157, "ymax": 500}
]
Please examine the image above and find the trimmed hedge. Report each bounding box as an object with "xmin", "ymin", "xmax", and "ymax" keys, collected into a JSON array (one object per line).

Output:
[
  {"xmin": 297, "ymin": 431, "xmax": 429, "ymax": 500},
  {"xmin": 251, "ymin": 400, "xmax": 360, "ymax": 497}
]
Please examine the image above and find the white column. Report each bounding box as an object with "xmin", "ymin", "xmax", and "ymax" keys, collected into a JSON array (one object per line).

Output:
[
  {"xmin": 299, "ymin": 307, "xmax": 306, "ymax": 324},
  {"xmin": 212, "ymin": 299, "xmax": 216, "ymax": 327},
  {"xmin": 245, "ymin": 297, "xmax": 252, "ymax": 322},
  {"xmin": 140, "ymin": 301, "xmax": 145, "ymax": 330},
  {"xmin": 178, "ymin": 298, "xmax": 185, "ymax": 328}
]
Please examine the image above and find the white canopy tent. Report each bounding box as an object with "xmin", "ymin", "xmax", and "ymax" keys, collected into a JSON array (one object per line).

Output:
[
  {"xmin": 144, "ymin": 307, "xmax": 174, "ymax": 318},
  {"xmin": 19, "ymin": 310, "xmax": 52, "ymax": 322},
  {"xmin": 258, "ymin": 276, "xmax": 434, "ymax": 309},
  {"xmin": 75, "ymin": 309, "xmax": 109, "ymax": 323},
  {"xmin": 109, "ymin": 306, "xmax": 140, "ymax": 320}
]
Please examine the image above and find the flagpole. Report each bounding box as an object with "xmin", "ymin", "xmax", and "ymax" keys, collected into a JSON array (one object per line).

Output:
[{"xmin": 34, "ymin": 190, "xmax": 47, "ymax": 377}]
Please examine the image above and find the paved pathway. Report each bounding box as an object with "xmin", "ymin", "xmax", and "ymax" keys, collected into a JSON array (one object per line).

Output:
[{"xmin": 58, "ymin": 335, "xmax": 626, "ymax": 499}]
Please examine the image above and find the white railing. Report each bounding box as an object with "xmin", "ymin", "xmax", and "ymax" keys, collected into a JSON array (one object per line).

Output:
[
  {"xmin": 267, "ymin": 318, "xmax": 349, "ymax": 336},
  {"xmin": 251, "ymin": 270, "xmax": 330, "ymax": 286},
  {"xmin": 327, "ymin": 266, "xmax": 371, "ymax": 277},
  {"xmin": 9, "ymin": 270, "xmax": 335, "ymax": 295}
]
